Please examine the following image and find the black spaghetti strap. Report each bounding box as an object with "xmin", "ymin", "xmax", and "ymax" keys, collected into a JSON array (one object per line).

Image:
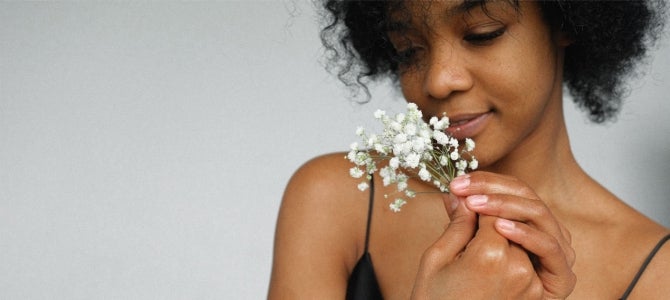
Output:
[
  {"xmin": 345, "ymin": 176, "xmax": 383, "ymax": 300},
  {"xmin": 363, "ymin": 176, "xmax": 375, "ymax": 252},
  {"xmin": 620, "ymin": 233, "xmax": 670, "ymax": 300}
]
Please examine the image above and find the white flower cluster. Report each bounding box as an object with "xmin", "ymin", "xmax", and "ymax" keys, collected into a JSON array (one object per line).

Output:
[{"xmin": 347, "ymin": 103, "xmax": 478, "ymax": 212}]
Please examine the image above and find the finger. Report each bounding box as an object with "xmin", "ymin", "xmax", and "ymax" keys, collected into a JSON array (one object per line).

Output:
[
  {"xmin": 475, "ymin": 215, "xmax": 508, "ymax": 241},
  {"xmin": 462, "ymin": 218, "xmax": 548, "ymax": 297},
  {"xmin": 494, "ymin": 218, "xmax": 576, "ymax": 296},
  {"xmin": 493, "ymin": 218, "xmax": 571, "ymax": 273},
  {"xmin": 443, "ymin": 193, "xmax": 461, "ymax": 219},
  {"xmin": 449, "ymin": 171, "xmax": 537, "ymax": 200},
  {"xmin": 462, "ymin": 193, "xmax": 574, "ymax": 265},
  {"xmin": 422, "ymin": 194, "xmax": 478, "ymax": 266},
  {"xmin": 558, "ymin": 223, "xmax": 575, "ymax": 266},
  {"xmin": 461, "ymin": 215, "xmax": 511, "ymax": 261},
  {"xmin": 464, "ymin": 194, "xmax": 562, "ymax": 237}
]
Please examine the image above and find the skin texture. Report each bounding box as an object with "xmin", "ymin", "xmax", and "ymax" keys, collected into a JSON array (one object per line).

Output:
[{"xmin": 268, "ymin": 1, "xmax": 670, "ymax": 299}]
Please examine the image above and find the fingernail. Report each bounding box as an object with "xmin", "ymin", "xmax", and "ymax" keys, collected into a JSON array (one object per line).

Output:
[
  {"xmin": 467, "ymin": 195, "xmax": 487, "ymax": 207},
  {"xmin": 450, "ymin": 194, "xmax": 459, "ymax": 211},
  {"xmin": 446, "ymin": 193, "xmax": 459, "ymax": 215},
  {"xmin": 450, "ymin": 175, "xmax": 470, "ymax": 191},
  {"xmin": 496, "ymin": 219, "xmax": 515, "ymax": 232}
]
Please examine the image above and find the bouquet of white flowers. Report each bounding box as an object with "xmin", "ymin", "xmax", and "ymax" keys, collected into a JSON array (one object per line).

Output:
[{"xmin": 347, "ymin": 103, "xmax": 478, "ymax": 212}]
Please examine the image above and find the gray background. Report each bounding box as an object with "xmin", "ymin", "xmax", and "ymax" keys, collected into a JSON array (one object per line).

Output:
[{"xmin": 1, "ymin": 1, "xmax": 668, "ymax": 299}]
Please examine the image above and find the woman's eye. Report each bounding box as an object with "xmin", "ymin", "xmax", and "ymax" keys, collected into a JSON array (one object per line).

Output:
[
  {"xmin": 396, "ymin": 48, "xmax": 418, "ymax": 63},
  {"xmin": 464, "ymin": 27, "xmax": 506, "ymax": 45}
]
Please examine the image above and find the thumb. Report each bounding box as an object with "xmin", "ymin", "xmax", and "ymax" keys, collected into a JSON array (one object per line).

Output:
[
  {"xmin": 424, "ymin": 193, "xmax": 478, "ymax": 263},
  {"xmin": 443, "ymin": 193, "xmax": 477, "ymax": 241}
]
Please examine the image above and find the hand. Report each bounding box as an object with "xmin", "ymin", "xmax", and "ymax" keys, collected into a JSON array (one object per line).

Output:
[
  {"xmin": 451, "ymin": 171, "xmax": 576, "ymax": 299},
  {"xmin": 411, "ymin": 193, "xmax": 555, "ymax": 299}
]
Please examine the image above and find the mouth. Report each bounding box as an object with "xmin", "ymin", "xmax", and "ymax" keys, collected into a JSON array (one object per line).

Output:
[{"xmin": 445, "ymin": 111, "xmax": 492, "ymax": 140}]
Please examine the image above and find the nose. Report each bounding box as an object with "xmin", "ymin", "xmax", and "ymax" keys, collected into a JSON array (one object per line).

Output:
[{"xmin": 423, "ymin": 46, "xmax": 473, "ymax": 100}]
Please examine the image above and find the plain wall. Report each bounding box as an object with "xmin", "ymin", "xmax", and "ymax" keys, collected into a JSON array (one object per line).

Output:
[{"xmin": 1, "ymin": 1, "xmax": 668, "ymax": 299}]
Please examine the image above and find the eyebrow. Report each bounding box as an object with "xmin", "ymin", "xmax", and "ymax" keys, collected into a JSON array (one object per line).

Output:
[{"xmin": 386, "ymin": 0, "xmax": 485, "ymax": 32}]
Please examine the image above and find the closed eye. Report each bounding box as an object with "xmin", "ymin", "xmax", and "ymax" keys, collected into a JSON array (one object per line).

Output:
[
  {"xmin": 464, "ymin": 27, "xmax": 506, "ymax": 45},
  {"xmin": 395, "ymin": 47, "xmax": 420, "ymax": 64}
]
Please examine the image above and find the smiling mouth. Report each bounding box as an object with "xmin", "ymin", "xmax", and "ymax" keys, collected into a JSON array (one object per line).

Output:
[
  {"xmin": 445, "ymin": 111, "xmax": 492, "ymax": 140},
  {"xmin": 450, "ymin": 119, "xmax": 471, "ymax": 127}
]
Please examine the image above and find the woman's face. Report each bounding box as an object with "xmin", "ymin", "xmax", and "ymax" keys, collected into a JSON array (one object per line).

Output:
[{"xmin": 388, "ymin": 0, "xmax": 569, "ymax": 168}]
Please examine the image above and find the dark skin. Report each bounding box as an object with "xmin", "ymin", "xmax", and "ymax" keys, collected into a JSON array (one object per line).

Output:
[{"xmin": 269, "ymin": 1, "xmax": 670, "ymax": 299}]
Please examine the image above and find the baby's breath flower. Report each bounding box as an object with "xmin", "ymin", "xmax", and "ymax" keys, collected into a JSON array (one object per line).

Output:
[
  {"xmin": 412, "ymin": 139, "xmax": 426, "ymax": 153},
  {"xmin": 356, "ymin": 126, "xmax": 365, "ymax": 136},
  {"xmin": 418, "ymin": 167, "xmax": 431, "ymax": 181},
  {"xmin": 367, "ymin": 134, "xmax": 378, "ymax": 145},
  {"xmin": 405, "ymin": 153, "xmax": 421, "ymax": 168},
  {"xmin": 396, "ymin": 113, "xmax": 406, "ymax": 123},
  {"xmin": 350, "ymin": 167, "xmax": 364, "ymax": 178},
  {"xmin": 397, "ymin": 175, "xmax": 409, "ymax": 191},
  {"xmin": 440, "ymin": 155, "xmax": 449, "ymax": 166},
  {"xmin": 469, "ymin": 158, "xmax": 479, "ymax": 170},
  {"xmin": 429, "ymin": 116, "xmax": 438, "ymax": 126},
  {"xmin": 449, "ymin": 138, "xmax": 459, "ymax": 148},
  {"xmin": 404, "ymin": 123, "xmax": 417, "ymax": 136},
  {"xmin": 389, "ymin": 199, "xmax": 407, "ymax": 212},
  {"xmin": 347, "ymin": 103, "xmax": 477, "ymax": 212},
  {"xmin": 465, "ymin": 138, "xmax": 475, "ymax": 152},
  {"xmin": 374, "ymin": 143, "xmax": 387, "ymax": 155},
  {"xmin": 389, "ymin": 157, "xmax": 400, "ymax": 169},
  {"xmin": 433, "ymin": 130, "xmax": 449, "ymax": 145},
  {"xmin": 394, "ymin": 133, "xmax": 408, "ymax": 144},
  {"xmin": 391, "ymin": 121, "xmax": 402, "ymax": 132},
  {"xmin": 456, "ymin": 160, "xmax": 467, "ymax": 171}
]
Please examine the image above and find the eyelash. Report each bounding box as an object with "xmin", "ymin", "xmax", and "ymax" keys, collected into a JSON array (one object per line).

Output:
[
  {"xmin": 464, "ymin": 27, "xmax": 506, "ymax": 44},
  {"xmin": 392, "ymin": 27, "xmax": 506, "ymax": 65},
  {"xmin": 395, "ymin": 48, "xmax": 419, "ymax": 64}
]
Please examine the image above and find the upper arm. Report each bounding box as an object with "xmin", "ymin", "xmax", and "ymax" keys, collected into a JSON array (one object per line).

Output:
[{"xmin": 268, "ymin": 153, "xmax": 368, "ymax": 299}]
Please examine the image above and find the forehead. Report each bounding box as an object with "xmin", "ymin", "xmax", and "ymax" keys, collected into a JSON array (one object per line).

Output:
[{"xmin": 387, "ymin": 0, "xmax": 517, "ymax": 28}]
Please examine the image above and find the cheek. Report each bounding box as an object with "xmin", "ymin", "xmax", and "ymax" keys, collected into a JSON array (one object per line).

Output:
[
  {"xmin": 487, "ymin": 44, "xmax": 559, "ymax": 117},
  {"xmin": 399, "ymin": 71, "xmax": 424, "ymax": 103}
]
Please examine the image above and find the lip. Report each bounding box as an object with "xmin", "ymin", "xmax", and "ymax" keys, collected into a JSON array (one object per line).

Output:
[{"xmin": 445, "ymin": 112, "xmax": 491, "ymax": 140}]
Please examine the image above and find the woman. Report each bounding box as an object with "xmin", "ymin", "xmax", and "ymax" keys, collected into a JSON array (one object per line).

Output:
[{"xmin": 269, "ymin": 0, "xmax": 669, "ymax": 299}]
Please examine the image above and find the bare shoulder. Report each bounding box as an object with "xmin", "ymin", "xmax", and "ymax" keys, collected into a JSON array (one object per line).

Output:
[
  {"xmin": 280, "ymin": 153, "xmax": 370, "ymax": 223},
  {"xmin": 268, "ymin": 153, "xmax": 370, "ymax": 299},
  {"xmin": 626, "ymin": 227, "xmax": 670, "ymax": 299},
  {"xmin": 283, "ymin": 152, "xmax": 364, "ymax": 199}
]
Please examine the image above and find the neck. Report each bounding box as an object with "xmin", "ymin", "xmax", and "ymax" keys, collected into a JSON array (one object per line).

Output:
[{"xmin": 483, "ymin": 101, "xmax": 588, "ymax": 209}]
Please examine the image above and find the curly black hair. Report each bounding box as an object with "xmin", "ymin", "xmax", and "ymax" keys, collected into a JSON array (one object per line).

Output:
[{"xmin": 318, "ymin": 0, "xmax": 666, "ymax": 123}]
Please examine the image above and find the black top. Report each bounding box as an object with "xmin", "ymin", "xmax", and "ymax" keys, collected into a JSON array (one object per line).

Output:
[{"xmin": 345, "ymin": 177, "xmax": 670, "ymax": 300}]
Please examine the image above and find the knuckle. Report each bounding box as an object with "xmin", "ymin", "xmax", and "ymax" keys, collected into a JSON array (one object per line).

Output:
[
  {"xmin": 508, "ymin": 258, "xmax": 535, "ymax": 279},
  {"xmin": 551, "ymin": 271, "xmax": 578, "ymax": 299},
  {"xmin": 529, "ymin": 279, "xmax": 545, "ymax": 299},
  {"xmin": 422, "ymin": 244, "xmax": 446, "ymax": 265},
  {"xmin": 527, "ymin": 200, "xmax": 549, "ymax": 219},
  {"xmin": 561, "ymin": 224, "xmax": 573, "ymax": 244},
  {"xmin": 544, "ymin": 236, "xmax": 563, "ymax": 255},
  {"xmin": 566, "ymin": 245, "xmax": 577, "ymax": 267},
  {"xmin": 472, "ymin": 242, "xmax": 508, "ymax": 265},
  {"xmin": 566, "ymin": 271, "xmax": 577, "ymax": 291},
  {"xmin": 519, "ymin": 186, "xmax": 536, "ymax": 198}
]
